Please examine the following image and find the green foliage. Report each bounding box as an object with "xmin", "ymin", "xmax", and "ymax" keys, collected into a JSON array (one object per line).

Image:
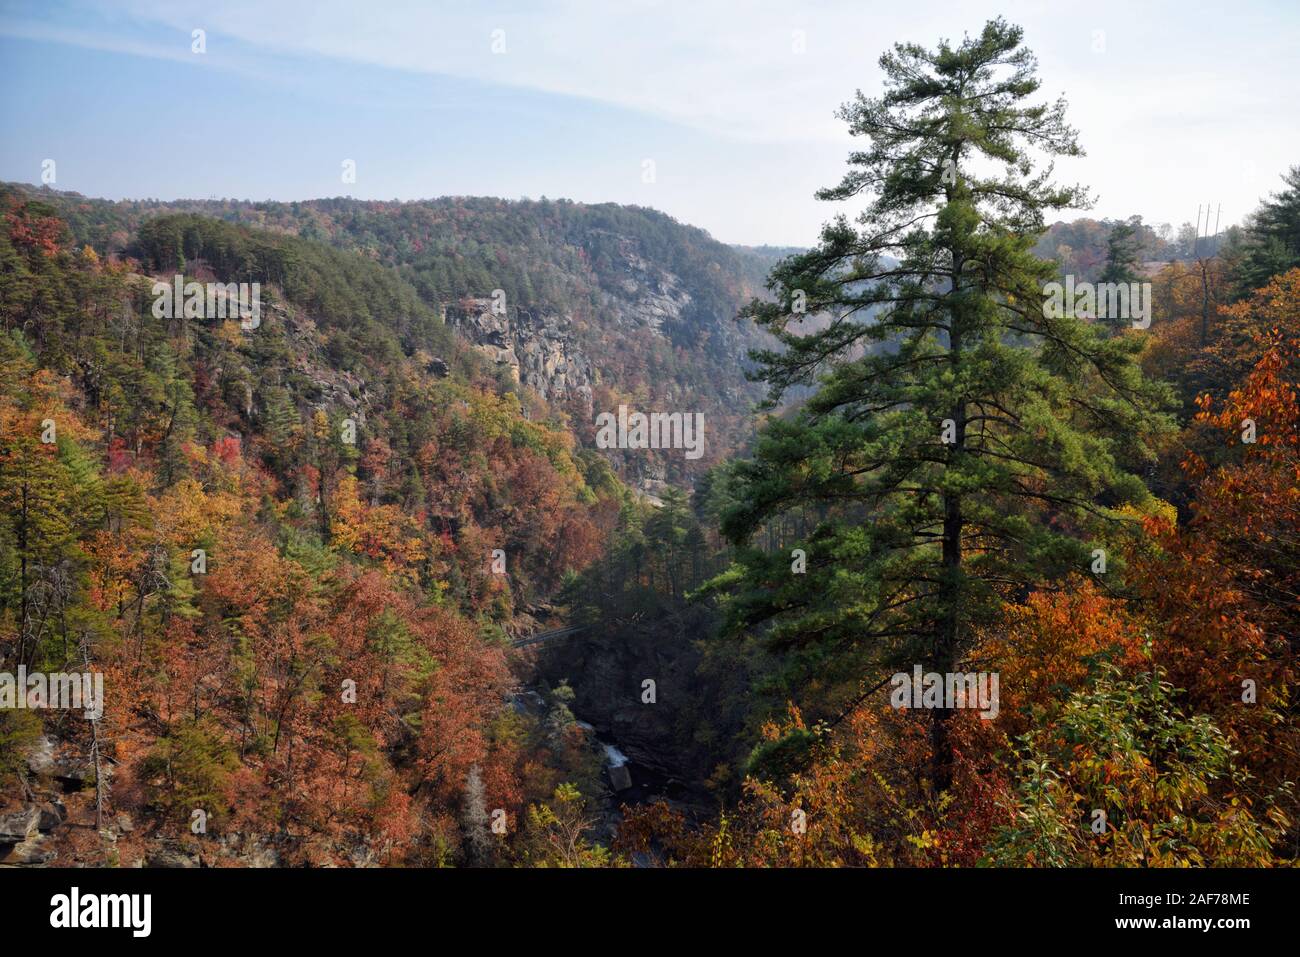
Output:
[
  {"xmin": 745, "ymin": 725, "xmax": 820, "ymax": 781},
  {"xmin": 516, "ymin": 782, "xmax": 615, "ymax": 867},
  {"xmin": 0, "ymin": 709, "xmax": 43, "ymax": 777},
  {"xmin": 133, "ymin": 213, "xmax": 458, "ymax": 365},
  {"xmin": 1098, "ymin": 217, "xmax": 1143, "ymax": 295},
  {"xmin": 983, "ymin": 665, "xmax": 1290, "ymax": 866},
  {"xmin": 1233, "ymin": 165, "xmax": 1300, "ymax": 295},
  {"xmin": 139, "ymin": 718, "xmax": 239, "ymax": 823}
]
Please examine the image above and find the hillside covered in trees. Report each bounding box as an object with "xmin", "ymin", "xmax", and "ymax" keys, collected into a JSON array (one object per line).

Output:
[
  {"xmin": 6, "ymin": 187, "xmax": 782, "ymax": 486},
  {"xmin": 0, "ymin": 186, "xmax": 641, "ymax": 864}
]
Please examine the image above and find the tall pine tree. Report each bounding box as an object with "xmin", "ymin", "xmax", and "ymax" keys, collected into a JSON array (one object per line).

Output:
[
  {"xmin": 1098, "ymin": 217, "xmax": 1143, "ymax": 333},
  {"xmin": 709, "ymin": 19, "xmax": 1174, "ymax": 790},
  {"xmin": 1099, "ymin": 219, "xmax": 1142, "ymax": 285}
]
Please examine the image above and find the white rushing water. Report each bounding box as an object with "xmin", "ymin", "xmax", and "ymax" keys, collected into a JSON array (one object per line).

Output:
[{"xmin": 603, "ymin": 743, "xmax": 629, "ymax": 768}]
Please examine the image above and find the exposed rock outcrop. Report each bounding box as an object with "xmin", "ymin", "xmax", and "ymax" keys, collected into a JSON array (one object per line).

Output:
[
  {"xmin": 0, "ymin": 803, "xmax": 63, "ymax": 866},
  {"xmin": 444, "ymin": 300, "xmax": 594, "ymax": 402}
]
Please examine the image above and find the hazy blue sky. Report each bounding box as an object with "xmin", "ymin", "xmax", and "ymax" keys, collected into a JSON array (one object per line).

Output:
[{"xmin": 1, "ymin": 0, "xmax": 1296, "ymax": 245}]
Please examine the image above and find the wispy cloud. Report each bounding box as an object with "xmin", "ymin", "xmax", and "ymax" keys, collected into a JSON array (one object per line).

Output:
[{"xmin": 8, "ymin": 0, "xmax": 885, "ymax": 143}]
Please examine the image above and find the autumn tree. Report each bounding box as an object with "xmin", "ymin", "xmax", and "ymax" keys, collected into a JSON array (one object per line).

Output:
[
  {"xmin": 1138, "ymin": 278, "xmax": 1300, "ymax": 823},
  {"xmin": 515, "ymin": 783, "xmax": 614, "ymax": 867}
]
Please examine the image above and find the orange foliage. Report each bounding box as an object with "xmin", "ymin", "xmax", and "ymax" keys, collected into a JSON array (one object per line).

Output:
[{"xmin": 982, "ymin": 579, "xmax": 1150, "ymax": 738}]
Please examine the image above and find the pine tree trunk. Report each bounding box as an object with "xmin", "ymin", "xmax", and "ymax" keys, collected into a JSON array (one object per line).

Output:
[{"xmin": 933, "ymin": 236, "xmax": 966, "ymax": 794}]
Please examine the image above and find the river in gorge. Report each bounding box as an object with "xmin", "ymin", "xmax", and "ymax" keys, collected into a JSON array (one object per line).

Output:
[{"xmin": 511, "ymin": 688, "xmax": 710, "ymax": 859}]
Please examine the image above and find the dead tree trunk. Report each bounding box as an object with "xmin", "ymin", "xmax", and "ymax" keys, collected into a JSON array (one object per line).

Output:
[{"xmin": 80, "ymin": 634, "xmax": 104, "ymax": 831}]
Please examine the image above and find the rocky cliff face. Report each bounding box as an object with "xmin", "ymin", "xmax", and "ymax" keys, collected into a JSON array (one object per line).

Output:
[
  {"xmin": 440, "ymin": 229, "xmax": 772, "ymax": 486},
  {"xmin": 443, "ymin": 235, "xmax": 719, "ymax": 406},
  {"xmin": 603, "ymin": 242, "xmax": 695, "ymax": 336},
  {"xmin": 444, "ymin": 300, "xmax": 593, "ymax": 402}
]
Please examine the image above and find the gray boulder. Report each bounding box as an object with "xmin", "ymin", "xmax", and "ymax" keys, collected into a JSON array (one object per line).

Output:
[{"xmin": 0, "ymin": 807, "xmax": 40, "ymax": 844}]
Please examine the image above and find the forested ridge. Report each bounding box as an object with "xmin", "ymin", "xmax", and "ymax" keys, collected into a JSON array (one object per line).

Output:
[
  {"xmin": 4, "ymin": 186, "xmax": 780, "ymax": 483},
  {"xmin": 2, "ymin": 19, "xmax": 1299, "ymax": 869}
]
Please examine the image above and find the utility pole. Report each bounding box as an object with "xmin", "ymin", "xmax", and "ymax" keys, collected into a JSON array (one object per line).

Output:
[{"xmin": 1195, "ymin": 203, "xmax": 1222, "ymax": 347}]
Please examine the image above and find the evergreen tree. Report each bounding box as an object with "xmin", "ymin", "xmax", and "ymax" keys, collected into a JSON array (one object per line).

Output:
[
  {"xmin": 1097, "ymin": 218, "xmax": 1143, "ymax": 333},
  {"xmin": 644, "ymin": 487, "xmax": 692, "ymax": 599},
  {"xmin": 1099, "ymin": 219, "xmax": 1142, "ymax": 285},
  {"xmin": 1234, "ymin": 165, "xmax": 1300, "ymax": 294},
  {"xmin": 711, "ymin": 19, "xmax": 1174, "ymax": 790},
  {"xmin": 261, "ymin": 384, "xmax": 301, "ymax": 450},
  {"xmin": 0, "ymin": 431, "xmax": 79, "ymax": 668}
]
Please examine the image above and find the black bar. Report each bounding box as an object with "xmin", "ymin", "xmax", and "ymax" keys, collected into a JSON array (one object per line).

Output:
[{"xmin": 2, "ymin": 866, "xmax": 1289, "ymax": 944}]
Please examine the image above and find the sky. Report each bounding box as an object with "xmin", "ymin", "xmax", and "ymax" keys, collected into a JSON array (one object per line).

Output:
[{"xmin": 0, "ymin": 0, "xmax": 1296, "ymax": 246}]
